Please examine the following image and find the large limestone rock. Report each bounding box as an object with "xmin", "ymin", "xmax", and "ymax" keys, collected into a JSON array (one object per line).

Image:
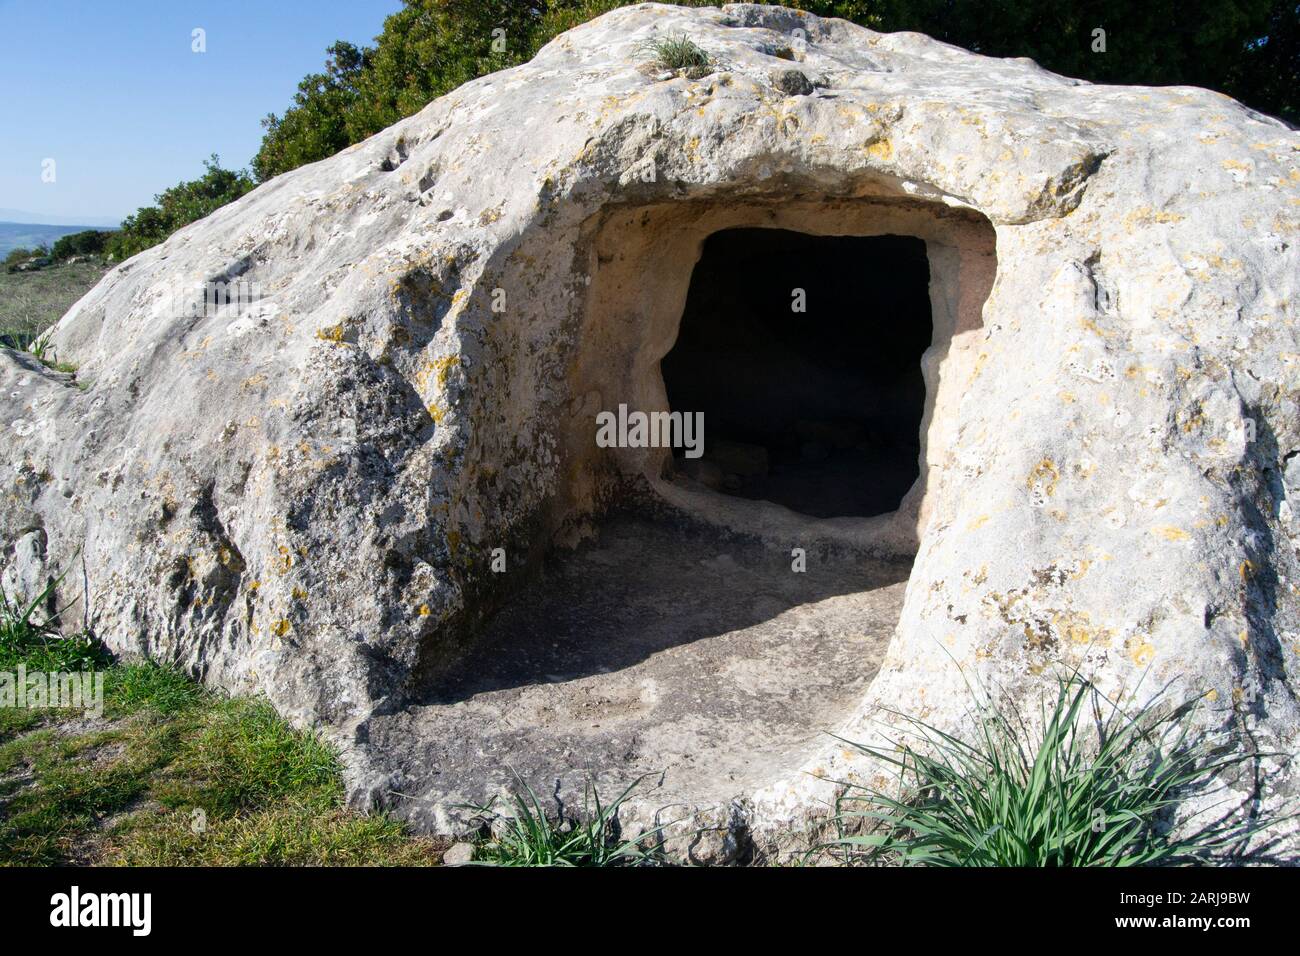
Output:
[{"xmin": 3, "ymin": 3, "xmax": 1297, "ymax": 851}]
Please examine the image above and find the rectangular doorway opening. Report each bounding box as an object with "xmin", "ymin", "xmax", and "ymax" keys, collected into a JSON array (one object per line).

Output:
[{"xmin": 661, "ymin": 228, "xmax": 933, "ymax": 519}]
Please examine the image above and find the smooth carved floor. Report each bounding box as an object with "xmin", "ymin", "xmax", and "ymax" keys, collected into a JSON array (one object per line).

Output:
[{"xmin": 369, "ymin": 513, "xmax": 909, "ymax": 832}]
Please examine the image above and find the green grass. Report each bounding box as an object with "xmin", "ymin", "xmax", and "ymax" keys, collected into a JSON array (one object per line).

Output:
[
  {"xmin": 0, "ymin": 257, "xmax": 108, "ymax": 351},
  {"xmin": 641, "ymin": 32, "xmax": 711, "ymax": 72},
  {"xmin": 148, "ymin": 698, "xmax": 339, "ymax": 817},
  {"xmin": 0, "ymin": 630, "xmax": 445, "ymax": 865},
  {"xmin": 468, "ymin": 771, "xmax": 671, "ymax": 866},
  {"xmin": 107, "ymin": 662, "xmax": 205, "ymax": 717},
  {"xmin": 825, "ymin": 674, "xmax": 1283, "ymax": 867},
  {"xmin": 108, "ymin": 802, "xmax": 442, "ymax": 866},
  {"xmin": 1, "ymin": 579, "xmax": 661, "ymax": 867}
]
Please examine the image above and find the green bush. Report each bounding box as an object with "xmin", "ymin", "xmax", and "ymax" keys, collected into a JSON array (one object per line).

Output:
[
  {"xmin": 105, "ymin": 155, "xmax": 255, "ymax": 261},
  {"xmin": 50, "ymin": 229, "xmax": 112, "ymax": 261},
  {"xmin": 253, "ymin": 1, "xmax": 552, "ymax": 180},
  {"xmin": 4, "ymin": 245, "xmax": 49, "ymax": 268}
]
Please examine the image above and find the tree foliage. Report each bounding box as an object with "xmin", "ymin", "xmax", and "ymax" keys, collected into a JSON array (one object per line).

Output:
[
  {"xmin": 253, "ymin": 1, "xmax": 551, "ymax": 180},
  {"xmin": 860, "ymin": 0, "xmax": 1291, "ymax": 109},
  {"xmin": 50, "ymin": 229, "xmax": 111, "ymax": 261},
  {"xmin": 3, "ymin": 245, "xmax": 49, "ymax": 268},
  {"xmin": 252, "ymin": 0, "xmax": 1296, "ymax": 183},
  {"xmin": 118, "ymin": 1, "xmax": 1294, "ymax": 255},
  {"xmin": 106, "ymin": 155, "xmax": 255, "ymax": 261}
]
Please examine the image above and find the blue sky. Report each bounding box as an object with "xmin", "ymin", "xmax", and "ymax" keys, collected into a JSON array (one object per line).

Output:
[{"xmin": 0, "ymin": 0, "xmax": 403, "ymax": 224}]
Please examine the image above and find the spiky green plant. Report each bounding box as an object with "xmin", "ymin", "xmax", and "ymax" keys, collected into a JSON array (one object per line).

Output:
[
  {"xmin": 26, "ymin": 331, "xmax": 56, "ymax": 363},
  {"xmin": 0, "ymin": 567, "xmax": 105, "ymax": 672},
  {"xmin": 468, "ymin": 771, "xmax": 671, "ymax": 866},
  {"xmin": 0, "ymin": 328, "xmax": 76, "ymax": 373},
  {"xmin": 641, "ymin": 32, "xmax": 711, "ymax": 72},
  {"xmin": 826, "ymin": 674, "xmax": 1285, "ymax": 866}
]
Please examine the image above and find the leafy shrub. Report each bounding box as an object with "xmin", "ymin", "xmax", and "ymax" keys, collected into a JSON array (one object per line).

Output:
[
  {"xmin": 253, "ymin": 1, "xmax": 544, "ymax": 180},
  {"xmin": 105, "ymin": 155, "xmax": 254, "ymax": 261},
  {"xmin": 4, "ymin": 244, "xmax": 50, "ymax": 269},
  {"xmin": 50, "ymin": 229, "xmax": 112, "ymax": 261}
]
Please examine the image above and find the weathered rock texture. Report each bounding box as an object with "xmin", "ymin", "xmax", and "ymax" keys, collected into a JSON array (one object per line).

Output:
[{"xmin": 3, "ymin": 3, "xmax": 1298, "ymax": 852}]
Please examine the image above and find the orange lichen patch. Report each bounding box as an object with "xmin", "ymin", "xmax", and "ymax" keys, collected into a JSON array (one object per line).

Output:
[
  {"xmin": 1053, "ymin": 610, "xmax": 1114, "ymax": 647},
  {"xmin": 1026, "ymin": 458, "xmax": 1060, "ymax": 496},
  {"xmin": 1123, "ymin": 206, "xmax": 1186, "ymax": 227},
  {"xmin": 316, "ymin": 323, "xmax": 347, "ymax": 343},
  {"xmin": 1151, "ymin": 525, "xmax": 1190, "ymax": 541},
  {"xmin": 415, "ymin": 355, "xmax": 461, "ymax": 394},
  {"xmin": 1125, "ymin": 633, "xmax": 1155, "ymax": 666},
  {"xmin": 271, "ymin": 618, "xmax": 292, "ymax": 638},
  {"xmin": 865, "ymin": 137, "xmax": 893, "ymax": 161}
]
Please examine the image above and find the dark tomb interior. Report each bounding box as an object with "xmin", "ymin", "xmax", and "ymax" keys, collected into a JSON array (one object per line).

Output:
[{"xmin": 661, "ymin": 228, "xmax": 933, "ymax": 518}]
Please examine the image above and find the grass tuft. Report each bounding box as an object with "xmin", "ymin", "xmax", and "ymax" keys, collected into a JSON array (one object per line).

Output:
[
  {"xmin": 641, "ymin": 32, "xmax": 711, "ymax": 72},
  {"xmin": 468, "ymin": 771, "xmax": 670, "ymax": 866},
  {"xmin": 824, "ymin": 673, "xmax": 1286, "ymax": 867},
  {"xmin": 0, "ymin": 572, "xmax": 106, "ymax": 673}
]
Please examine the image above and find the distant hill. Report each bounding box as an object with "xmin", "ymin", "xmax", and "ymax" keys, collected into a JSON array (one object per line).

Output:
[{"xmin": 0, "ymin": 221, "xmax": 114, "ymax": 259}]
